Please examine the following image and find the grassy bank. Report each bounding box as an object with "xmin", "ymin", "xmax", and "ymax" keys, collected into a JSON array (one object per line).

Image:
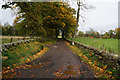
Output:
[
  {"xmin": 2, "ymin": 39, "xmax": 56, "ymax": 78},
  {"xmin": 66, "ymin": 41, "xmax": 119, "ymax": 78},
  {"xmin": 2, "ymin": 38, "xmax": 56, "ymax": 69},
  {"xmin": 70, "ymin": 38, "xmax": 119, "ymax": 54},
  {"xmin": 2, "ymin": 41, "xmax": 45, "ymax": 68}
]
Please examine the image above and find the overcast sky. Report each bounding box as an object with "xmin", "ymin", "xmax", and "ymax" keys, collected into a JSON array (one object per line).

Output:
[
  {"xmin": 0, "ymin": 0, "xmax": 17, "ymax": 26},
  {"xmin": 0, "ymin": 0, "xmax": 119, "ymax": 34},
  {"xmin": 70, "ymin": 0, "xmax": 119, "ymax": 33}
]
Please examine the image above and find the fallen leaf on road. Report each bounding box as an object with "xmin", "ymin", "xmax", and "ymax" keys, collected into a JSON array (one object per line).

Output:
[
  {"xmin": 7, "ymin": 67, "xmax": 10, "ymax": 69},
  {"xmin": 31, "ymin": 74, "xmax": 34, "ymax": 77},
  {"xmin": 11, "ymin": 69, "xmax": 14, "ymax": 72}
]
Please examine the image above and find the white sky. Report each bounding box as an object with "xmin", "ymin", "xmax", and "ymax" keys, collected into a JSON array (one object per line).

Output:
[
  {"xmin": 0, "ymin": 0, "xmax": 120, "ymax": 33},
  {"xmin": 70, "ymin": 0, "xmax": 119, "ymax": 33},
  {"xmin": 0, "ymin": 0, "xmax": 16, "ymax": 26}
]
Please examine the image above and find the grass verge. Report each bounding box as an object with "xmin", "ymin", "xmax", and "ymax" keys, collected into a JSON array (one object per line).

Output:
[
  {"xmin": 66, "ymin": 41, "xmax": 120, "ymax": 79},
  {"xmin": 2, "ymin": 41, "xmax": 50, "ymax": 73}
]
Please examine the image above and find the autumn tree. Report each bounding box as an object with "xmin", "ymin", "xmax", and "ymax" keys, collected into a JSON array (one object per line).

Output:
[
  {"xmin": 2, "ymin": 2, "xmax": 77, "ymax": 39},
  {"xmin": 1, "ymin": 23, "xmax": 15, "ymax": 36},
  {"xmin": 96, "ymin": 32, "xmax": 100, "ymax": 38},
  {"xmin": 115, "ymin": 28, "xmax": 120, "ymax": 39},
  {"xmin": 41, "ymin": 2, "xmax": 76, "ymax": 38},
  {"xmin": 108, "ymin": 30, "xmax": 115, "ymax": 38},
  {"xmin": 0, "ymin": 23, "xmax": 3, "ymax": 35},
  {"xmin": 78, "ymin": 31, "xmax": 84, "ymax": 37},
  {"xmin": 102, "ymin": 32, "xmax": 110, "ymax": 39}
]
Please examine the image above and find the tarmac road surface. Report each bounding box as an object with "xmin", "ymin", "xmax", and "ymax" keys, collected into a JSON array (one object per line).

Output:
[{"xmin": 3, "ymin": 39, "xmax": 95, "ymax": 78}]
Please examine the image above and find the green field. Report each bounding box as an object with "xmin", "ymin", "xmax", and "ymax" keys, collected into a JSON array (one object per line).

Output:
[{"xmin": 72, "ymin": 38, "xmax": 119, "ymax": 55}]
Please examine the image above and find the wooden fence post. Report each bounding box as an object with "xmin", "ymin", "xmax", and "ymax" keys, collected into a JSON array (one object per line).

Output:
[
  {"xmin": 10, "ymin": 37, "xmax": 13, "ymax": 43},
  {"xmin": 23, "ymin": 37, "xmax": 25, "ymax": 41}
]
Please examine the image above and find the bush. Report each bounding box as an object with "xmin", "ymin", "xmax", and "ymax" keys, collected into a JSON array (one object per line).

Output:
[{"xmin": 102, "ymin": 35, "xmax": 110, "ymax": 39}]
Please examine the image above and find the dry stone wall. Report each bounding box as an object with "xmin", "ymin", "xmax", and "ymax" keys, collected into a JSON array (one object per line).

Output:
[
  {"xmin": 65, "ymin": 39, "xmax": 120, "ymax": 69},
  {"xmin": 0, "ymin": 39, "xmax": 36, "ymax": 53}
]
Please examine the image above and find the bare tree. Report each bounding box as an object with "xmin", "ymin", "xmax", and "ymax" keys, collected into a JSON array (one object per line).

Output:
[
  {"xmin": 71, "ymin": 0, "xmax": 80, "ymax": 45},
  {"xmin": 71, "ymin": 0, "xmax": 94, "ymax": 45}
]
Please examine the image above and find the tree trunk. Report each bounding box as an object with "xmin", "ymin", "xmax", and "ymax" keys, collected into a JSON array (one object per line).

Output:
[
  {"xmin": 71, "ymin": 1, "xmax": 80, "ymax": 45},
  {"xmin": 62, "ymin": 30, "xmax": 64, "ymax": 39},
  {"xmin": 56, "ymin": 29, "xmax": 59, "ymax": 39}
]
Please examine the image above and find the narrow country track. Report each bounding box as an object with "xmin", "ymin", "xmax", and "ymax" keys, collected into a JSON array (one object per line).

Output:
[{"xmin": 3, "ymin": 39, "xmax": 95, "ymax": 78}]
